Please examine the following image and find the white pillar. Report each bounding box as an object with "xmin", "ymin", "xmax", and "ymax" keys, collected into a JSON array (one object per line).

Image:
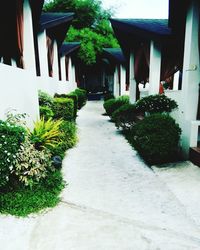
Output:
[
  {"xmin": 179, "ymin": 0, "xmax": 200, "ymax": 157},
  {"xmin": 120, "ymin": 65, "xmax": 126, "ymax": 96},
  {"xmin": 113, "ymin": 65, "xmax": 119, "ymax": 97},
  {"xmin": 129, "ymin": 51, "xmax": 137, "ymax": 103},
  {"xmin": 72, "ymin": 64, "xmax": 77, "ymax": 90},
  {"xmin": 52, "ymin": 40, "xmax": 59, "ymax": 81},
  {"xmin": 60, "ymin": 56, "xmax": 67, "ymax": 82},
  {"xmin": 37, "ymin": 30, "xmax": 49, "ymax": 77},
  {"xmin": 11, "ymin": 58, "xmax": 17, "ymax": 67},
  {"xmin": 23, "ymin": 0, "xmax": 36, "ymax": 72},
  {"xmin": 181, "ymin": 0, "xmax": 200, "ymax": 121},
  {"xmin": 149, "ymin": 40, "xmax": 162, "ymax": 95},
  {"xmin": 68, "ymin": 57, "xmax": 73, "ymax": 86},
  {"xmin": 173, "ymin": 71, "xmax": 179, "ymax": 90}
]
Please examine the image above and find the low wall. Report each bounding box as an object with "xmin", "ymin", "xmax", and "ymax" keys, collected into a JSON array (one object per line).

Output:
[{"xmin": 0, "ymin": 64, "xmax": 39, "ymax": 128}]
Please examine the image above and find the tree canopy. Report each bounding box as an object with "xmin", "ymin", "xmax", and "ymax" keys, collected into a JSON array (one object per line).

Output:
[{"xmin": 44, "ymin": 0, "xmax": 119, "ymax": 65}]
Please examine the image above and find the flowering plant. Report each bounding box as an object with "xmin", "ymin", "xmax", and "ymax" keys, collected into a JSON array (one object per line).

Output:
[
  {"xmin": 135, "ymin": 94, "xmax": 178, "ymax": 114},
  {"xmin": 0, "ymin": 120, "xmax": 26, "ymax": 188}
]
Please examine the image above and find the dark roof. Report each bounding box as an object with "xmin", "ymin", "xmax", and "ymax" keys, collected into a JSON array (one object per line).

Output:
[
  {"xmin": 103, "ymin": 48, "xmax": 126, "ymax": 65},
  {"xmin": 40, "ymin": 12, "xmax": 74, "ymax": 31},
  {"xmin": 110, "ymin": 18, "xmax": 171, "ymax": 42},
  {"xmin": 59, "ymin": 42, "xmax": 80, "ymax": 57}
]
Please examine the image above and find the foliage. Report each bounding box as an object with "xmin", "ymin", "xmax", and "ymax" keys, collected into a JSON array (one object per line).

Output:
[
  {"xmin": 66, "ymin": 26, "xmax": 119, "ymax": 65},
  {"xmin": 71, "ymin": 88, "xmax": 87, "ymax": 109},
  {"xmin": 135, "ymin": 94, "xmax": 178, "ymax": 114},
  {"xmin": 112, "ymin": 104, "xmax": 139, "ymax": 131},
  {"xmin": 6, "ymin": 110, "xmax": 27, "ymax": 127},
  {"xmin": 44, "ymin": 0, "xmax": 111, "ymax": 29},
  {"xmin": 129, "ymin": 114, "xmax": 181, "ymax": 164},
  {"xmin": 103, "ymin": 95, "xmax": 130, "ymax": 117},
  {"xmin": 38, "ymin": 90, "xmax": 54, "ymax": 108},
  {"xmin": 40, "ymin": 106, "xmax": 54, "ymax": 120},
  {"xmin": 12, "ymin": 139, "xmax": 53, "ymax": 188},
  {"xmin": 53, "ymin": 97, "xmax": 75, "ymax": 120},
  {"xmin": 29, "ymin": 118, "xmax": 63, "ymax": 150},
  {"xmin": 0, "ymin": 170, "xmax": 65, "ymax": 217},
  {"xmin": 50, "ymin": 121, "xmax": 77, "ymax": 159},
  {"xmin": 0, "ymin": 120, "xmax": 26, "ymax": 188},
  {"xmin": 54, "ymin": 93, "xmax": 78, "ymax": 117}
]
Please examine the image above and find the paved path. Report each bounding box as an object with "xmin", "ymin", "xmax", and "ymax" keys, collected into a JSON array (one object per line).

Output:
[{"xmin": 1, "ymin": 101, "xmax": 200, "ymax": 250}]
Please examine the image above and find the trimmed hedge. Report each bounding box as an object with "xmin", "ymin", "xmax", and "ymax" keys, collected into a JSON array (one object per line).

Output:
[
  {"xmin": 112, "ymin": 104, "xmax": 138, "ymax": 130},
  {"xmin": 72, "ymin": 88, "xmax": 87, "ymax": 109},
  {"xmin": 103, "ymin": 95, "xmax": 129, "ymax": 117},
  {"xmin": 53, "ymin": 98, "xmax": 74, "ymax": 121},
  {"xmin": 39, "ymin": 106, "xmax": 54, "ymax": 120},
  {"xmin": 129, "ymin": 114, "xmax": 181, "ymax": 164}
]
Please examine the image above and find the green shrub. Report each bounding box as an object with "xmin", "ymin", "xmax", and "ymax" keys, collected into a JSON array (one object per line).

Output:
[
  {"xmin": 135, "ymin": 94, "xmax": 178, "ymax": 114},
  {"xmin": 130, "ymin": 114, "xmax": 181, "ymax": 164},
  {"xmin": 112, "ymin": 104, "xmax": 138, "ymax": 130},
  {"xmin": 50, "ymin": 121, "xmax": 77, "ymax": 159},
  {"xmin": 0, "ymin": 170, "xmax": 65, "ymax": 217},
  {"xmin": 29, "ymin": 118, "xmax": 63, "ymax": 150},
  {"xmin": 73, "ymin": 88, "xmax": 87, "ymax": 109},
  {"xmin": 54, "ymin": 93, "xmax": 78, "ymax": 118},
  {"xmin": 13, "ymin": 138, "xmax": 53, "ymax": 188},
  {"xmin": 103, "ymin": 95, "xmax": 129, "ymax": 117},
  {"xmin": 40, "ymin": 106, "xmax": 54, "ymax": 120},
  {"xmin": 53, "ymin": 97, "xmax": 74, "ymax": 121},
  {"xmin": 0, "ymin": 121, "xmax": 26, "ymax": 188},
  {"xmin": 38, "ymin": 90, "xmax": 54, "ymax": 108}
]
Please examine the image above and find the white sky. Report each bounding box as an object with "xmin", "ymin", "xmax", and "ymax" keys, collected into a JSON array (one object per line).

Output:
[{"xmin": 101, "ymin": 0, "xmax": 169, "ymax": 19}]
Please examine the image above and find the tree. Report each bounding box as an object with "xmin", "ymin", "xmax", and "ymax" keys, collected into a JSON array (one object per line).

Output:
[{"xmin": 44, "ymin": 0, "xmax": 119, "ymax": 65}]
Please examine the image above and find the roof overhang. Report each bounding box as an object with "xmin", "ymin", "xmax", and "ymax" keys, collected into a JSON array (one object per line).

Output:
[
  {"xmin": 59, "ymin": 42, "xmax": 80, "ymax": 57},
  {"xmin": 103, "ymin": 48, "xmax": 126, "ymax": 65}
]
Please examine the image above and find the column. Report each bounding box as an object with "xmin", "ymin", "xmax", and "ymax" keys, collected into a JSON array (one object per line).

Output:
[
  {"xmin": 149, "ymin": 40, "xmax": 162, "ymax": 95},
  {"xmin": 37, "ymin": 30, "xmax": 49, "ymax": 77},
  {"xmin": 60, "ymin": 56, "xmax": 67, "ymax": 82},
  {"xmin": 52, "ymin": 40, "xmax": 59, "ymax": 81},
  {"xmin": 113, "ymin": 65, "xmax": 119, "ymax": 97},
  {"xmin": 129, "ymin": 51, "xmax": 137, "ymax": 103},
  {"xmin": 23, "ymin": 0, "xmax": 36, "ymax": 72},
  {"xmin": 181, "ymin": 0, "xmax": 200, "ymax": 121},
  {"xmin": 120, "ymin": 65, "xmax": 126, "ymax": 96}
]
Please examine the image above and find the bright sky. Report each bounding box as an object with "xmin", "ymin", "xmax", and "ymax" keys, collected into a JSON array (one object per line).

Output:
[{"xmin": 101, "ymin": 0, "xmax": 169, "ymax": 19}]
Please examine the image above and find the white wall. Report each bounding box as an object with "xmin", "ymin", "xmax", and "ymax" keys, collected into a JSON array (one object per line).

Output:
[{"xmin": 0, "ymin": 64, "xmax": 39, "ymax": 128}]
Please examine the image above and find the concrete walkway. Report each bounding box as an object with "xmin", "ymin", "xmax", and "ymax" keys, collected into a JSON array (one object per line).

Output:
[{"xmin": 1, "ymin": 101, "xmax": 200, "ymax": 250}]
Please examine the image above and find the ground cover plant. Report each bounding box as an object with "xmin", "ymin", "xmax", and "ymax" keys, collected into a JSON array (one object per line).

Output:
[
  {"xmin": 0, "ymin": 89, "xmax": 87, "ymax": 217},
  {"xmin": 103, "ymin": 95, "xmax": 129, "ymax": 117}
]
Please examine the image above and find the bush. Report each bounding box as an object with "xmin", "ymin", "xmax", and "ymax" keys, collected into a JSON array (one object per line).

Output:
[
  {"xmin": 50, "ymin": 121, "xmax": 77, "ymax": 159},
  {"xmin": 29, "ymin": 118, "xmax": 63, "ymax": 150},
  {"xmin": 53, "ymin": 97, "xmax": 74, "ymax": 121},
  {"xmin": 0, "ymin": 170, "xmax": 65, "ymax": 217},
  {"xmin": 130, "ymin": 114, "xmax": 181, "ymax": 164},
  {"xmin": 0, "ymin": 121, "xmax": 26, "ymax": 188},
  {"xmin": 73, "ymin": 88, "xmax": 87, "ymax": 109},
  {"xmin": 12, "ymin": 138, "xmax": 53, "ymax": 188},
  {"xmin": 112, "ymin": 104, "xmax": 138, "ymax": 130},
  {"xmin": 54, "ymin": 93, "xmax": 78, "ymax": 118},
  {"xmin": 135, "ymin": 94, "xmax": 178, "ymax": 114},
  {"xmin": 103, "ymin": 95, "xmax": 129, "ymax": 117},
  {"xmin": 40, "ymin": 106, "xmax": 54, "ymax": 120},
  {"xmin": 38, "ymin": 90, "xmax": 54, "ymax": 108}
]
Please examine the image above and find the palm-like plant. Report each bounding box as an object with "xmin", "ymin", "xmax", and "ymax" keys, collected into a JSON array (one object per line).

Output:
[{"xmin": 29, "ymin": 118, "xmax": 63, "ymax": 150}]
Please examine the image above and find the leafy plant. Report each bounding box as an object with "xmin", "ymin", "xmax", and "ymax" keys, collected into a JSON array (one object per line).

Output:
[
  {"xmin": 0, "ymin": 170, "xmax": 65, "ymax": 217},
  {"xmin": 40, "ymin": 106, "xmax": 54, "ymax": 120},
  {"xmin": 0, "ymin": 120, "xmax": 26, "ymax": 188},
  {"xmin": 103, "ymin": 95, "xmax": 130, "ymax": 117},
  {"xmin": 12, "ymin": 138, "xmax": 53, "ymax": 188},
  {"xmin": 104, "ymin": 92, "xmax": 115, "ymax": 101},
  {"xmin": 38, "ymin": 90, "xmax": 54, "ymax": 108},
  {"xmin": 129, "ymin": 114, "xmax": 181, "ymax": 164},
  {"xmin": 135, "ymin": 94, "xmax": 178, "ymax": 114},
  {"xmin": 112, "ymin": 104, "xmax": 139, "ymax": 131},
  {"xmin": 72, "ymin": 88, "xmax": 87, "ymax": 109},
  {"xmin": 53, "ymin": 97, "xmax": 75, "ymax": 120},
  {"xmin": 50, "ymin": 121, "xmax": 77, "ymax": 159},
  {"xmin": 29, "ymin": 118, "xmax": 63, "ymax": 150}
]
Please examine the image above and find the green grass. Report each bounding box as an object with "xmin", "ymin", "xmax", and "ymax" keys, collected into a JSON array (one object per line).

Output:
[{"xmin": 0, "ymin": 170, "xmax": 65, "ymax": 217}]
